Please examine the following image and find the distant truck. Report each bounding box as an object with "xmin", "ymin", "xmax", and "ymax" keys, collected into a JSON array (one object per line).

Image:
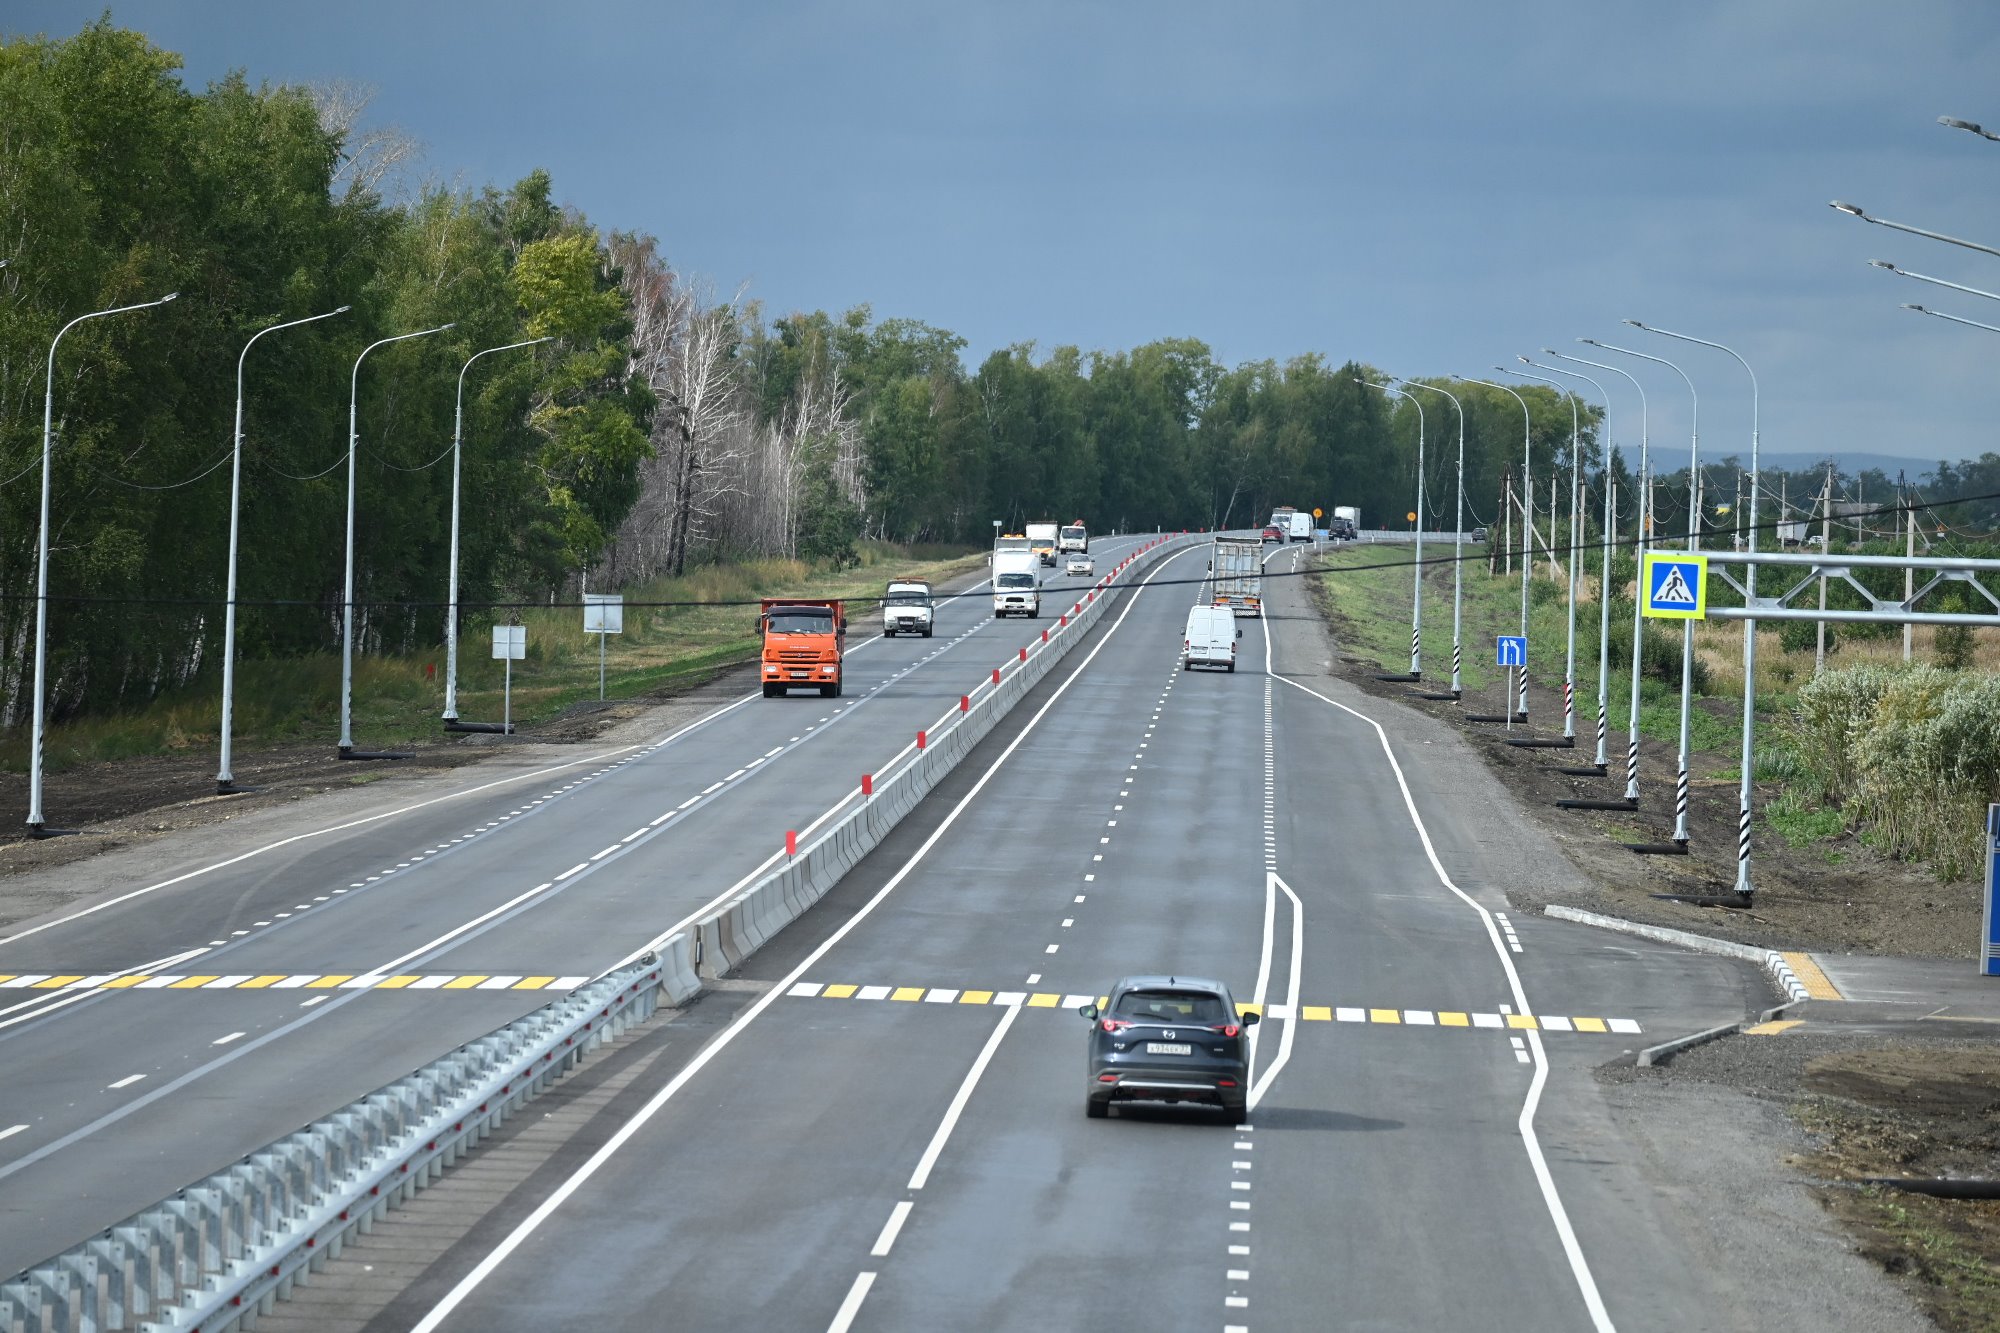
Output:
[
  {"xmin": 1209, "ymin": 537, "xmax": 1263, "ymax": 617},
  {"xmin": 761, "ymin": 598, "xmax": 845, "ymax": 698},
  {"xmin": 992, "ymin": 550, "xmax": 1042, "ymax": 618},
  {"xmin": 1776, "ymin": 520, "xmax": 1809, "ymax": 547},
  {"xmin": 1270, "ymin": 507, "xmax": 1313, "ymax": 542},
  {"xmin": 1026, "ymin": 521, "xmax": 1060, "ymax": 566},
  {"xmin": 882, "ymin": 579, "xmax": 934, "ymax": 638},
  {"xmin": 1331, "ymin": 505, "xmax": 1361, "ymax": 539},
  {"xmin": 1059, "ymin": 520, "xmax": 1089, "ymax": 554}
]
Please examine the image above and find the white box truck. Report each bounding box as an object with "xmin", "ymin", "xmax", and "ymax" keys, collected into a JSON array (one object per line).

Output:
[
  {"xmin": 1059, "ymin": 520, "xmax": 1088, "ymax": 554},
  {"xmin": 882, "ymin": 579, "xmax": 934, "ymax": 637},
  {"xmin": 1026, "ymin": 521, "xmax": 1060, "ymax": 566},
  {"xmin": 1209, "ymin": 538, "xmax": 1263, "ymax": 617},
  {"xmin": 1331, "ymin": 505, "xmax": 1360, "ymax": 539},
  {"xmin": 993, "ymin": 549, "xmax": 1042, "ymax": 618}
]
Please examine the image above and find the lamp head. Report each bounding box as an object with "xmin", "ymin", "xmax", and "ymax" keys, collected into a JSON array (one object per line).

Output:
[
  {"xmin": 1902, "ymin": 303, "xmax": 1928, "ymax": 312},
  {"xmin": 1517, "ymin": 355, "xmax": 1533, "ymax": 364},
  {"xmin": 1867, "ymin": 260, "xmax": 1897, "ymax": 271},
  {"xmin": 161, "ymin": 292, "xmax": 179, "ymax": 303},
  {"xmin": 334, "ymin": 304, "xmax": 353, "ymax": 314},
  {"xmin": 1577, "ymin": 338, "xmax": 1601, "ymax": 346},
  {"xmin": 1940, "ymin": 116, "xmax": 1986, "ymax": 135},
  {"xmin": 1540, "ymin": 348, "xmax": 1559, "ymax": 356},
  {"xmin": 1622, "ymin": 319, "xmax": 1644, "ymax": 329},
  {"xmin": 1830, "ymin": 201, "xmax": 1866, "ymax": 218}
]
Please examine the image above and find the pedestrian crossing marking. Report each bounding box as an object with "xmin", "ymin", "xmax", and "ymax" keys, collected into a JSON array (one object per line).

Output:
[
  {"xmin": 783, "ymin": 982, "xmax": 1639, "ymax": 1034},
  {"xmin": 36, "ymin": 975, "xmax": 84, "ymax": 989},
  {"xmin": 169, "ymin": 976, "xmax": 218, "ymax": 989},
  {"xmin": 308, "ymin": 975, "xmax": 352, "ymax": 989},
  {"xmin": 1641, "ymin": 552, "xmax": 1707, "ymax": 620}
]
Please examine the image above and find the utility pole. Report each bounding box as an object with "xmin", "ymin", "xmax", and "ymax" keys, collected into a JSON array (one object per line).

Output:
[
  {"xmin": 1503, "ymin": 468, "xmax": 1513, "ymax": 576},
  {"xmin": 1855, "ymin": 476, "xmax": 1865, "ymax": 546},
  {"xmin": 1817, "ymin": 467, "xmax": 1833, "ymax": 672},
  {"xmin": 1902, "ymin": 469, "xmax": 1915, "ymax": 662}
]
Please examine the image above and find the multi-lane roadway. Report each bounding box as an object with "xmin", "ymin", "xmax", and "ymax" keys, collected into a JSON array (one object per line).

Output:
[{"xmin": 0, "ymin": 532, "xmax": 1161, "ymax": 1278}]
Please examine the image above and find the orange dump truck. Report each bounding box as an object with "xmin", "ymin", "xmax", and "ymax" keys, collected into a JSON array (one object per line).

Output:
[{"xmin": 760, "ymin": 598, "xmax": 845, "ymax": 698}]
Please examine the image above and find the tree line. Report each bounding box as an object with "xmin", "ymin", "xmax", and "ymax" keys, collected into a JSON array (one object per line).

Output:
[{"xmin": 3, "ymin": 20, "xmax": 1989, "ymax": 727}]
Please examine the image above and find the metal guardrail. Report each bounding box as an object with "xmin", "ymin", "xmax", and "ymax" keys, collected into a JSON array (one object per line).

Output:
[{"xmin": 1, "ymin": 933, "xmax": 698, "ymax": 1333}]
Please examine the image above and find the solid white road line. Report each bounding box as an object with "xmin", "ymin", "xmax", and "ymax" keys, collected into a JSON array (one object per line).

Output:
[
  {"xmin": 410, "ymin": 538, "xmax": 1195, "ymax": 1333},
  {"xmin": 107, "ymin": 1074, "xmax": 144, "ymax": 1089},
  {"xmin": 0, "ymin": 1124, "xmax": 27, "ymax": 1142},
  {"xmin": 906, "ymin": 1003, "xmax": 1023, "ymax": 1191},
  {"xmin": 1267, "ymin": 629, "xmax": 1614, "ymax": 1331},
  {"xmin": 1247, "ymin": 874, "xmax": 1302, "ymax": 1112}
]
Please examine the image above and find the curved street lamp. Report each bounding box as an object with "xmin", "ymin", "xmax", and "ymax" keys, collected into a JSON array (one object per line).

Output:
[
  {"xmin": 1940, "ymin": 116, "xmax": 2000, "ymax": 142},
  {"xmin": 1581, "ymin": 337, "xmax": 1700, "ymax": 850},
  {"xmin": 29, "ymin": 291, "xmax": 179, "ymax": 834},
  {"xmin": 340, "ymin": 323, "xmax": 455, "ymax": 758},
  {"xmin": 1902, "ymin": 302, "xmax": 2000, "ymax": 335},
  {"xmin": 1394, "ymin": 380, "xmax": 1469, "ymax": 697},
  {"xmin": 1829, "ymin": 202, "xmax": 2000, "ymax": 261},
  {"xmin": 1868, "ymin": 259, "xmax": 2000, "ymax": 305},
  {"xmin": 218, "ymin": 305, "xmax": 352, "ymax": 794},
  {"xmin": 1501, "ymin": 366, "xmax": 1582, "ymax": 744},
  {"xmin": 1360, "ymin": 379, "xmax": 1427, "ymax": 679},
  {"xmin": 445, "ymin": 337, "xmax": 553, "ymax": 726},
  {"xmin": 1458, "ymin": 377, "xmax": 1534, "ymax": 720},
  {"xmin": 1625, "ymin": 319, "xmax": 1762, "ymax": 895}
]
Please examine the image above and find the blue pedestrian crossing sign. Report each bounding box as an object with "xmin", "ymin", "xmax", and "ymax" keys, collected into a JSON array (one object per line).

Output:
[
  {"xmin": 1496, "ymin": 635, "xmax": 1526, "ymax": 667},
  {"xmin": 1642, "ymin": 552, "xmax": 1708, "ymax": 620}
]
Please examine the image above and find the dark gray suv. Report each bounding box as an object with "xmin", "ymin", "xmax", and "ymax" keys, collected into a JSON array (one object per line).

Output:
[{"xmin": 1078, "ymin": 976, "xmax": 1259, "ymax": 1123}]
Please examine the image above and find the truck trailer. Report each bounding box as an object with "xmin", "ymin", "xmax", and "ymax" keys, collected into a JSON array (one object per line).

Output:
[{"xmin": 1209, "ymin": 538, "xmax": 1263, "ymax": 617}]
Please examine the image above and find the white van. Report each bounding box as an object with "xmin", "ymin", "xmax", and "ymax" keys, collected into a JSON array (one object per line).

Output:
[
  {"xmin": 993, "ymin": 549, "xmax": 1042, "ymax": 618},
  {"xmin": 1183, "ymin": 603, "xmax": 1240, "ymax": 672}
]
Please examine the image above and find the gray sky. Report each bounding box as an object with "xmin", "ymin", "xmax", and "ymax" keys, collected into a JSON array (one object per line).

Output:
[{"xmin": 13, "ymin": 1, "xmax": 2000, "ymax": 473}]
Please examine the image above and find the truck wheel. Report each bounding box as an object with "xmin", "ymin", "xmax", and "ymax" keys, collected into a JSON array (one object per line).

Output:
[
  {"xmin": 1029, "ymin": 607, "xmax": 1039, "ymax": 620},
  {"xmin": 923, "ymin": 626, "xmax": 934, "ymax": 638},
  {"xmin": 885, "ymin": 628, "xmax": 896, "ymax": 638},
  {"xmin": 835, "ymin": 677, "xmax": 844, "ymax": 697},
  {"xmin": 819, "ymin": 682, "xmax": 836, "ymax": 698},
  {"xmin": 763, "ymin": 683, "xmax": 782, "ymax": 698}
]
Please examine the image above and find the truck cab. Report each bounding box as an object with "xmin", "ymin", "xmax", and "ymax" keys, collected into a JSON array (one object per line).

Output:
[
  {"xmin": 1026, "ymin": 522, "xmax": 1060, "ymax": 566},
  {"xmin": 1059, "ymin": 521, "xmax": 1088, "ymax": 554},
  {"xmin": 761, "ymin": 599, "xmax": 845, "ymax": 697},
  {"xmin": 882, "ymin": 580, "xmax": 935, "ymax": 638},
  {"xmin": 992, "ymin": 550, "xmax": 1042, "ymax": 618}
]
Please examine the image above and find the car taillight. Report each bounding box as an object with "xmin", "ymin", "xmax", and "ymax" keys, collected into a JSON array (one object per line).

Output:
[
  {"xmin": 1213, "ymin": 1023, "xmax": 1239, "ymax": 1038},
  {"xmin": 1217, "ymin": 1077, "xmax": 1238, "ymax": 1088},
  {"xmin": 1100, "ymin": 1018, "xmax": 1130, "ymax": 1034}
]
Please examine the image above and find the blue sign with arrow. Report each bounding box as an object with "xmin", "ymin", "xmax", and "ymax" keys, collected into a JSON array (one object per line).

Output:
[{"xmin": 1496, "ymin": 635, "xmax": 1526, "ymax": 667}]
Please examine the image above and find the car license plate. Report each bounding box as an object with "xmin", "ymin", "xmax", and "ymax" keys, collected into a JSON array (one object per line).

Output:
[{"xmin": 1145, "ymin": 1042, "xmax": 1192, "ymax": 1056}]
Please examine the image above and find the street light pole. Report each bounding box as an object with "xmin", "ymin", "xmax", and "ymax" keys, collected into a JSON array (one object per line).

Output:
[
  {"xmin": 1901, "ymin": 303, "xmax": 2000, "ymax": 335},
  {"xmin": 1940, "ymin": 115, "xmax": 2000, "ymax": 142},
  {"xmin": 1829, "ymin": 202, "xmax": 2000, "ymax": 261},
  {"xmin": 29, "ymin": 291, "xmax": 178, "ymax": 834},
  {"xmin": 1626, "ymin": 320, "xmax": 1760, "ymax": 895},
  {"xmin": 1396, "ymin": 380, "xmax": 1468, "ymax": 697},
  {"xmin": 1549, "ymin": 349, "xmax": 1649, "ymax": 804},
  {"xmin": 1461, "ymin": 378, "xmax": 1534, "ymax": 720},
  {"xmin": 217, "ymin": 305, "xmax": 351, "ymax": 794},
  {"xmin": 1867, "ymin": 259, "xmax": 2000, "ymax": 306},
  {"xmin": 1361, "ymin": 379, "xmax": 1425, "ymax": 678},
  {"xmin": 1584, "ymin": 337, "xmax": 1700, "ymax": 849},
  {"xmin": 340, "ymin": 323, "xmax": 455, "ymax": 757},
  {"xmin": 1503, "ymin": 367, "xmax": 1582, "ymax": 741},
  {"xmin": 444, "ymin": 336, "xmax": 551, "ymax": 725}
]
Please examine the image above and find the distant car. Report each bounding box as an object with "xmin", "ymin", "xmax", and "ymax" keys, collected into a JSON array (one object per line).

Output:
[
  {"xmin": 1469, "ymin": 527, "xmax": 1489, "ymax": 544},
  {"xmin": 1066, "ymin": 555, "xmax": 1095, "ymax": 577},
  {"xmin": 1261, "ymin": 525, "xmax": 1283, "ymax": 543},
  {"xmin": 1327, "ymin": 517, "xmax": 1357, "ymax": 541},
  {"xmin": 1079, "ymin": 976, "xmax": 1259, "ymax": 1122}
]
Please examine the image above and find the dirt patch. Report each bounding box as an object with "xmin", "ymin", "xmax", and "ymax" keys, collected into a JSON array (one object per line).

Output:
[{"xmin": 1311, "ymin": 584, "xmax": 1977, "ymax": 960}]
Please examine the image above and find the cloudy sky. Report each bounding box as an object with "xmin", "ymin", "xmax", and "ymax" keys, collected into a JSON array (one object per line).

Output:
[{"xmin": 13, "ymin": 1, "xmax": 2000, "ymax": 473}]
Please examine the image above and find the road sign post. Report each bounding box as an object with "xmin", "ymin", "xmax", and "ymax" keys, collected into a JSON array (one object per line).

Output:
[
  {"xmin": 584, "ymin": 593, "xmax": 624, "ymax": 700},
  {"xmin": 1641, "ymin": 552, "xmax": 1708, "ymax": 619},
  {"xmin": 1985, "ymin": 805, "xmax": 2000, "ymax": 977},
  {"xmin": 1497, "ymin": 636, "xmax": 1527, "ymax": 733},
  {"xmin": 491, "ymin": 624, "xmax": 525, "ymax": 735}
]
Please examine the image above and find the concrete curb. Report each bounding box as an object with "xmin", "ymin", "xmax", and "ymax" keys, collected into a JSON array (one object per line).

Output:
[
  {"xmin": 1543, "ymin": 904, "xmax": 1812, "ymax": 1004},
  {"xmin": 1635, "ymin": 1020, "xmax": 1741, "ymax": 1067}
]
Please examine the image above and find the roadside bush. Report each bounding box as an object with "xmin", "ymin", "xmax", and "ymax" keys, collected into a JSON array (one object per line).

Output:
[
  {"xmin": 1777, "ymin": 618, "xmax": 1837, "ymax": 658},
  {"xmin": 1789, "ymin": 664, "xmax": 2000, "ymax": 880},
  {"xmin": 1934, "ymin": 624, "xmax": 1976, "ymax": 669},
  {"xmin": 1605, "ymin": 602, "xmax": 1711, "ymax": 692}
]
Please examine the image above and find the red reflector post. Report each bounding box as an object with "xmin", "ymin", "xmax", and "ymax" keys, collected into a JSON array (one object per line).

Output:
[
  {"xmin": 861, "ymin": 773, "xmax": 873, "ymax": 796},
  {"xmin": 785, "ymin": 830, "xmax": 797, "ymax": 856},
  {"xmin": 992, "ymin": 667, "xmax": 1001, "ymax": 684},
  {"xmin": 917, "ymin": 729, "xmax": 927, "ymax": 750},
  {"xmin": 960, "ymin": 695, "xmax": 970, "ymax": 713},
  {"xmin": 1020, "ymin": 647, "xmax": 1028, "ymax": 662}
]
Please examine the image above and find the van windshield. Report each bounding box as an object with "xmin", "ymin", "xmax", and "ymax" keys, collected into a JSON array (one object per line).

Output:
[
  {"xmin": 996, "ymin": 538, "xmax": 1030, "ymax": 552},
  {"xmin": 767, "ymin": 608, "xmax": 834, "ymax": 635},
  {"xmin": 884, "ymin": 592, "xmax": 931, "ymax": 607},
  {"xmin": 997, "ymin": 573, "xmax": 1036, "ymax": 590},
  {"xmin": 1061, "ymin": 526, "xmax": 1086, "ymax": 541}
]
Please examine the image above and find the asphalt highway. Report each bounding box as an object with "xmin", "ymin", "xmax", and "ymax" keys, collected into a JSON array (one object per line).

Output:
[
  {"xmin": 0, "ymin": 532, "xmax": 1158, "ymax": 1277},
  {"xmin": 386, "ymin": 539, "xmax": 1773, "ymax": 1333}
]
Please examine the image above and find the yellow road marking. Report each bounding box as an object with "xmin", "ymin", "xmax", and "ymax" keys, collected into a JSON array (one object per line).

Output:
[
  {"xmin": 377, "ymin": 975, "xmax": 423, "ymax": 989},
  {"xmin": 1369, "ymin": 1008, "xmax": 1400, "ymax": 1024},
  {"xmin": 1027, "ymin": 993, "xmax": 1059, "ymax": 1008},
  {"xmin": 34, "ymin": 975, "xmax": 84, "ymax": 989},
  {"xmin": 959, "ymin": 990, "xmax": 994, "ymax": 1005},
  {"xmin": 169, "ymin": 976, "xmax": 218, "ymax": 989},
  {"xmin": 1301, "ymin": 1006, "xmax": 1332, "ymax": 1022},
  {"xmin": 1238, "ymin": 1003, "xmax": 1263, "ymax": 1017},
  {"xmin": 514, "ymin": 976, "xmax": 556, "ymax": 990},
  {"xmin": 308, "ymin": 975, "xmax": 353, "ymax": 989},
  {"xmin": 1744, "ymin": 1019, "xmax": 1802, "ymax": 1035},
  {"xmin": 1437, "ymin": 1012, "xmax": 1469, "ymax": 1027},
  {"xmin": 0, "ymin": 976, "xmax": 13, "ymax": 986},
  {"xmin": 1572, "ymin": 1017, "xmax": 1607, "ymax": 1033},
  {"xmin": 442, "ymin": 975, "xmax": 487, "ymax": 990},
  {"xmin": 1780, "ymin": 952, "xmax": 1845, "ymax": 1001},
  {"xmin": 1507, "ymin": 1014, "xmax": 1539, "ymax": 1030},
  {"xmin": 237, "ymin": 975, "xmax": 286, "ymax": 989},
  {"xmin": 102, "ymin": 975, "xmax": 152, "ymax": 989},
  {"xmin": 823, "ymin": 984, "xmax": 857, "ymax": 998},
  {"xmin": 890, "ymin": 987, "xmax": 925, "ymax": 1002}
]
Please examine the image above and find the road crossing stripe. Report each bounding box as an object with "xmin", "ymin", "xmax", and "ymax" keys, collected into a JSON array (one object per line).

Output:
[
  {"xmin": 238, "ymin": 975, "xmax": 286, "ymax": 989},
  {"xmin": 170, "ymin": 976, "xmax": 219, "ymax": 989},
  {"xmin": 35, "ymin": 975, "xmax": 83, "ymax": 989},
  {"xmin": 1744, "ymin": 1019, "xmax": 1802, "ymax": 1035},
  {"xmin": 782, "ymin": 983, "xmax": 1639, "ymax": 1033},
  {"xmin": 35, "ymin": 973, "xmax": 601, "ymax": 994},
  {"xmin": 1778, "ymin": 952, "xmax": 1845, "ymax": 1001}
]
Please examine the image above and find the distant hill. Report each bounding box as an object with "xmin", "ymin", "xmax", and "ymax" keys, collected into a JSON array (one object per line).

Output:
[{"xmin": 1698, "ymin": 450, "xmax": 1957, "ymax": 480}]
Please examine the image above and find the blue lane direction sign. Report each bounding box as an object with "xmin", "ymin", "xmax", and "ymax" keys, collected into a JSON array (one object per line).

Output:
[
  {"xmin": 1642, "ymin": 552, "xmax": 1708, "ymax": 620},
  {"xmin": 1496, "ymin": 635, "xmax": 1526, "ymax": 667}
]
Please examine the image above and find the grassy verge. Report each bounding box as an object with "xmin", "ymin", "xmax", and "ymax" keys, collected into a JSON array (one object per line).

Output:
[{"xmin": 6, "ymin": 541, "xmax": 986, "ymax": 773}]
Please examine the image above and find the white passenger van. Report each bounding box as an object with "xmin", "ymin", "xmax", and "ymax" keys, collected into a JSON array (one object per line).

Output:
[{"xmin": 1183, "ymin": 603, "xmax": 1240, "ymax": 672}]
